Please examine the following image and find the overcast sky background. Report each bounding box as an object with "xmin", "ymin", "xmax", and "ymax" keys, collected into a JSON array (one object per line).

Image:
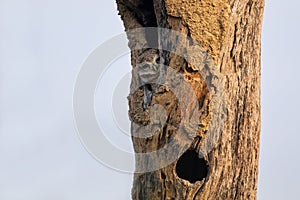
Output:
[{"xmin": 0, "ymin": 0, "xmax": 299, "ymax": 199}]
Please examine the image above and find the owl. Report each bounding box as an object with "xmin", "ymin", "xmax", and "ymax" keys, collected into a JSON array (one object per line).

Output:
[{"xmin": 136, "ymin": 49, "xmax": 164, "ymax": 109}]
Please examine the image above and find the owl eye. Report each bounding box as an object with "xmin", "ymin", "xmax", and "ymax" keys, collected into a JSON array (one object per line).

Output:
[
  {"xmin": 155, "ymin": 57, "xmax": 160, "ymax": 64},
  {"xmin": 142, "ymin": 63, "xmax": 150, "ymax": 69}
]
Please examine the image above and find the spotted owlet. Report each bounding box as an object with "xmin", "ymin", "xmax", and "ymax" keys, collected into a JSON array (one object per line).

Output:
[{"xmin": 136, "ymin": 49, "xmax": 165, "ymax": 109}]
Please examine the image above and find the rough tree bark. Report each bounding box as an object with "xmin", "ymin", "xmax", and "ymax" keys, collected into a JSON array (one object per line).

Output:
[{"xmin": 116, "ymin": 0, "xmax": 264, "ymax": 199}]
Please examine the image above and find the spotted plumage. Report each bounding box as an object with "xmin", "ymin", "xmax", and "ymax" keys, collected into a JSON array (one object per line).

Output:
[{"xmin": 136, "ymin": 49, "xmax": 164, "ymax": 109}]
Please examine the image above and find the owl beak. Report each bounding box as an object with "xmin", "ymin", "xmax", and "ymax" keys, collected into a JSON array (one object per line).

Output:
[{"xmin": 153, "ymin": 65, "xmax": 157, "ymax": 71}]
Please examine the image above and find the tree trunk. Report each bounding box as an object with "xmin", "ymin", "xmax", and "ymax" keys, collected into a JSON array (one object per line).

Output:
[{"xmin": 116, "ymin": 0, "xmax": 264, "ymax": 199}]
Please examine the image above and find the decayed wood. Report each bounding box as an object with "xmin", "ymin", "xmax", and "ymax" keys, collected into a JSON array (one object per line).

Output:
[{"xmin": 116, "ymin": 0, "xmax": 264, "ymax": 199}]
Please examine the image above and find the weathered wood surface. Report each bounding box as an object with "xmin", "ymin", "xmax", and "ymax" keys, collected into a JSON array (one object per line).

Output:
[{"xmin": 116, "ymin": 0, "xmax": 264, "ymax": 199}]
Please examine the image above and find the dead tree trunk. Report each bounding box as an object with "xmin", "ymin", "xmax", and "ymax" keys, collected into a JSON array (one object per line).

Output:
[{"xmin": 116, "ymin": 0, "xmax": 264, "ymax": 199}]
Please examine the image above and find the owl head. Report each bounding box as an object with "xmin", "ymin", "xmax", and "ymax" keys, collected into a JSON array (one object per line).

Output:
[{"xmin": 136, "ymin": 49, "xmax": 164, "ymax": 83}]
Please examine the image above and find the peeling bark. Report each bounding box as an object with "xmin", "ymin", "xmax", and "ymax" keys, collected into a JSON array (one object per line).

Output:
[{"xmin": 116, "ymin": 0, "xmax": 264, "ymax": 199}]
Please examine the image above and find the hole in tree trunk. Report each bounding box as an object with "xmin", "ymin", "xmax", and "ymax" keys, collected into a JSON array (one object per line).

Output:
[{"xmin": 175, "ymin": 150, "xmax": 208, "ymax": 183}]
